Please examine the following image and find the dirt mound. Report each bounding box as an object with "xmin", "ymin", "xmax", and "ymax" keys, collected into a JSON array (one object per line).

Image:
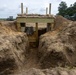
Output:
[
  {"xmin": 1, "ymin": 21, "xmax": 17, "ymax": 31},
  {"xmin": 38, "ymin": 16, "xmax": 76, "ymax": 68},
  {"xmin": 14, "ymin": 67, "xmax": 76, "ymax": 75},
  {"xmin": 55, "ymin": 15, "xmax": 70, "ymax": 23},
  {"xmin": 0, "ymin": 23, "xmax": 29, "ymax": 74},
  {"xmin": 54, "ymin": 15, "xmax": 71, "ymax": 30}
]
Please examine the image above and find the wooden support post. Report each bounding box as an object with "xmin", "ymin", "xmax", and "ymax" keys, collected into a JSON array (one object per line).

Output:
[
  {"xmin": 36, "ymin": 23, "xmax": 38, "ymax": 46},
  {"xmin": 25, "ymin": 23, "xmax": 26, "ymax": 32},
  {"xmin": 21, "ymin": 3, "xmax": 23, "ymax": 14},
  {"xmin": 46, "ymin": 7, "xmax": 48, "ymax": 15},
  {"xmin": 17, "ymin": 22, "xmax": 21, "ymax": 31},
  {"xmin": 26, "ymin": 7, "xmax": 28, "ymax": 14},
  {"xmin": 51, "ymin": 23, "xmax": 54, "ymax": 31},
  {"xmin": 49, "ymin": 3, "xmax": 51, "ymax": 15},
  {"xmin": 47, "ymin": 23, "xmax": 51, "ymax": 32},
  {"xmin": 36, "ymin": 23, "xmax": 38, "ymax": 42}
]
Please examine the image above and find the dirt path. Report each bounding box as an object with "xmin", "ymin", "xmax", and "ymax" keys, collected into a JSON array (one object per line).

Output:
[
  {"xmin": 13, "ymin": 47, "xmax": 40, "ymax": 74},
  {"xmin": 24, "ymin": 48, "xmax": 40, "ymax": 69}
]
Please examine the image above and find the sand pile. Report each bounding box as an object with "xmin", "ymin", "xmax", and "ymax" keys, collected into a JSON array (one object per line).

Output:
[
  {"xmin": 38, "ymin": 16, "xmax": 76, "ymax": 68},
  {"xmin": 15, "ymin": 67, "xmax": 76, "ymax": 75},
  {"xmin": 0, "ymin": 23, "xmax": 29, "ymax": 74},
  {"xmin": 54, "ymin": 15, "xmax": 71, "ymax": 31},
  {"xmin": 1, "ymin": 21, "xmax": 17, "ymax": 31}
]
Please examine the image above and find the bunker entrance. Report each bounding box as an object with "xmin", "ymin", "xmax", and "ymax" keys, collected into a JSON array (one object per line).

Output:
[
  {"xmin": 38, "ymin": 28, "xmax": 46, "ymax": 37},
  {"xmin": 19, "ymin": 23, "xmax": 54, "ymax": 47},
  {"xmin": 38, "ymin": 23, "xmax": 52, "ymax": 37}
]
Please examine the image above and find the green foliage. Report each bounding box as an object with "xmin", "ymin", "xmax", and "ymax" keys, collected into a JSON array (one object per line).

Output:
[
  {"xmin": 58, "ymin": 1, "xmax": 67, "ymax": 16},
  {"xmin": 73, "ymin": 2, "xmax": 76, "ymax": 7},
  {"xmin": 57, "ymin": 1, "xmax": 76, "ymax": 20}
]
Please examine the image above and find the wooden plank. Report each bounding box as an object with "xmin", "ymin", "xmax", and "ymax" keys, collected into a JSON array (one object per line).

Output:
[
  {"xmin": 17, "ymin": 17, "xmax": 54, "ymax": 23},
  {"xmin": 28, "ymin": 37, "xmax": 37, "ymax": 42}
]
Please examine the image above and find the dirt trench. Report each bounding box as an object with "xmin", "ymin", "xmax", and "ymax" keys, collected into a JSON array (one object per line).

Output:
[
  {"xmin": 22, "ymin": 48, "xmax": 40, "ymax": 69},
  {"xmin": 1, "ymin": 16, "xmax": 76, "ymax": 75}
]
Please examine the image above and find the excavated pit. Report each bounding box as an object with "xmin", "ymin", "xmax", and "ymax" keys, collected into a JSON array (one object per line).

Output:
[{"xmin": 0, "ymin": 16, "xmax": 76, "ymax": 75}]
